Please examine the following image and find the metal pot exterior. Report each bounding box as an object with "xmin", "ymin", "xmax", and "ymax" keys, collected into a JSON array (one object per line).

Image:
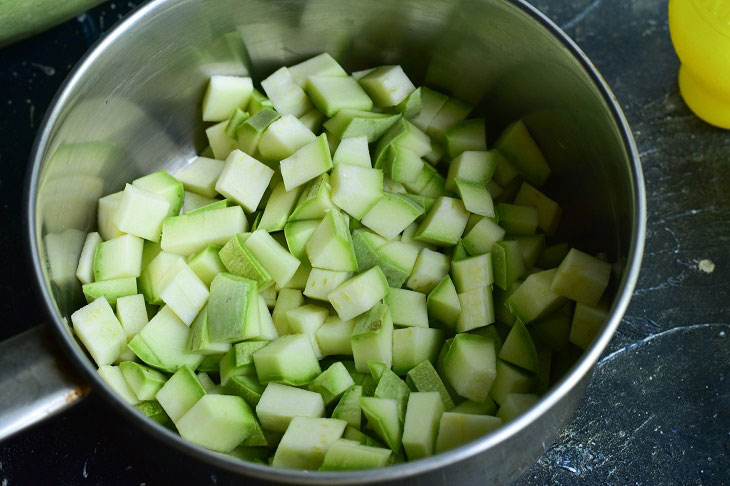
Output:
[{"xmin": 26, "ymin": 0, "xmax": 645, "ymax": 483}]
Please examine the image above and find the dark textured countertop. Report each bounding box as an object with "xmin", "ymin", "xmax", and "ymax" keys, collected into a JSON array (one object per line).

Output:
[{"xmin": 1, "ymin": 0, "xmax": 728, "ymax": 484}]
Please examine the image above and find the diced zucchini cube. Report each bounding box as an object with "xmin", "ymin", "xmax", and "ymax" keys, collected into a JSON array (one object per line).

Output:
[
  {"xmin": 132, "ymin": 171, "xmax": 184, "ymax": 218},
  {"xmin": 305, "ymin": 211, "xmax": 358, "ymax": 272},
  {"xmin": 376, "ymin": 241, "xmax": 420, "ymax": 288},
  {"xmin": 388, "ymin": 86, "xmax": 422, "ymax": 119},
  {"xmin": 316, "ymin": 316, "xmax": 355, "ymax": 357},
  {"xmin": 492, "ymin": 240, "xmax": 526, "ymax": 290},
  {"xmin": 155, "ymin": 365, "xmax": 206, "ymax": 422},
  {"xmin": 351, "ymin": 303, "xmax": 394, "ymax": 372},
  {"xmin": 280, "ymin": 134, "xmax": 333, "ymax": 191},
  {"xmin": 288, "ymin": 53, "xmax": 347, "ymax": 87},
  {"xmin": 426, "ymin": 97, "xmax": 472, "ymax": 140},
  {"xmin": 98, "ymin": 365, "xmax": 139, "ymax": 405},
  {"xmin": 451, "ymin": 253, "xmax": 493, "ymax": 293},
  {"xmin": 304, "ymin": 268, "xmax": 352, "ymax": 301},
  {"xmin": 207, "ymin": 272, "xmax": 259, "ymax": 342},
  {"xmin": 118, "ymin": 361, "xmax": 166, "ymax": 401},
  {"xmin": 320, "ymin": 439, "xmax": 392, "ymax": 470},
  {"xmin": 329, "ymin": 266, "xmax": 390, "ymax": 321},
  {"xmin": 569, "ymin": 300, "xmax": 609, "ymax": 349},
  {"xmin": 414, "ymin": 197, "xmax": 470, "ymax": 246},
  {"xmin": 215, "ymin": 150, "xmax": 274, "ymax": 212},
  {"xmin": 305, "ymin": 75, "xmax": 373, "ymax": 117},
  {"xmin": 182, "ymin": 191, "xmax": 217, "ymax": 214},
  {"xmin": 359, "ymin": 397, "xmax": 402, "ymax": 452},
  {"xmin": 406, "ymin": 248, "xmax": 451, "ymax": 294},
  {"xmin": 551, "ymin": 248, "xmax": 612, "ymax": 305},
  {"xmin": 272, "ymin": 417, "xmax": 347, "ymax": 469},
  {"xmin": 261, "ymin": 67, "xmax": 313, "ymax": 117},
  {"xmin": 253, "ymin": 334, "xmax": 322, "ymax": 386},
  {"xmin": 514, "ymin": 182, "xmax": 562, "ymax": 235},
  {"xmin": 202, "ymin": 75, "xmax": 253, "ymax": 122},
  {"xmin": 139, "ymin": 251, "xmax": 183, "ymax": 304},
  {"xmin": 286, "ymin": 304, "xmax": 329, "ymax": 359},
  {"xmin": 71, "ymin": 297, "xmax": 126, "ymax": 366},
  {"xmin": 218, "ymin": 340, "xmax": 268, "ymax": 385},
  {"xmin": 499, "ymin": 320, "xmax": 538, "ymax": 372},
  {"xmin": 495, "ymin": 393, "xmax": 539, "ymax": 422},
  {"xmin": 374, "ymin": 369, "xmax": 411, "ymax": 422},
  {"xmin": 385, "ymin": 288, "xmax": 428, "ymax": 328},
  {"xmin": 177, "ymin": 394, "xmax": 256, "ymax": 453},
  {"xmin": 219, "ymin": 234, "xmax": 273, "ymax": 288},
  {"xmin": 456, "ymin": 180, "xmax": 495, "ymax": 218},
  {"xmin": 411, "ymin": 87, "xmax": 449, "ymax": 132},
  {"xmin": 186, "ymin": 245, "xmax": 226, "ymax": 287},
  {"xmin": 97, "ymin": 191, "xmax": 125, "ymax": 241},
  {"xmin": 532, "ymin": 305, "xmax": 572, "ymax": 353},
  {"xmin": 361, "ymin": 192, "xmax": 424, "ymax": 240},
  {"xmin": 257, "ymin": 293, "xmax": 279, "ymax": 341},
  {"xmin": 114, "ymin": 184, "xmax": 171, "ymax": 242},
  {"xmin": 427, "ymin": 275, "xmax": 460, "ymax": 329},
  {"xmin": 132, "ymin": 305, "xmax": 204, "ymax": 372},
  {"xmin": 456, "ymin": 286, "xmax": 495, "ymax": 333},
  {"xmin": 443, "ymin": 334, "xmax": 496, "ymax": 403},
  {"xmin": 237, "ymin": 108, "xmax": 281, "ymax": 156},
  {"xmin": 507, "ymin": 269, "xmax": 567, "ymax": 323},
  {"xmin": 205, "ymin": 121, "xmax": 237, "ymax": 160},
  {"xmin": 223, "ymin": 374, "xmax": 266, "ymax": 407},
  {"xmin": 82, "ymin": 277, "xmax": 138, "ymax": 307},
  {"xmin": 405, "ymin": 360, "xmax": 455, "ymax": 411},
  {"xmin": 451, "ymin": 398, "xmax": 497, "ymax": 415},
  {"xmin": 496, "ymin": 203, "xmax": 538, "ymax": 236},
  {"xmin": 494, "ymin": 119, "xmax": 550, "ymax": 186},
  {"xmin": 258, "ymin": 179, "xmax": 302, "ymax": 232},
  {"xmin": 434, "ymin": 412, "xmax": 502, "ymax": 453},
  {"xmin": 444, "ymin": 119, "xmax": 487, "ymax": 158},
  {"xmin": 358, "ymin": 65, "xmax": 415, "ymax": 107},
  {"xmin": 284, "ymin": 219, "xmax": 319, "ymax": 263},
  {"xmin": 351, "ymin": 229, "xmax": 387, "ymax": 273},
  {"xmin": 258, "ymin": 114, "xmax": 316, "ymax": 161},
  {"xmin": 489, "ymin": 359, "xmax": 536, "ymax": 405},
  {"xmin": 256, "ymin": 383, "xmax": 325, "ymax": 432},
  {"xmin": 225, "ymin": 107, "xmax": 250, "ymax": 139},
  {"xmin": 76, "ymin": 232, "xmax": 102, "ymax": 285},
  {"xmin": 161, "ymin": 205, "xmax": 247, "ymax": 256},
  {"xmin": 271, "ymin": 288, "xmax": 304, "ymax": 336},
  {"xmin": 330, "ymin": 163, "xmax": 383, "ymax": 220},
  {"xmin": 513, "ymin": 234, "xmax": 546, "ymax": 271},
  {"xmin": 309, "ymin": 361, "xmax": 355, "ymax": 406},
  {"xmin": 374, "ymin": 119, "xmax": 431, "ymax": 168},
  {"xmin": 402, "ymin": 392, "xmax": 444, "ymax": 460},
  {"xmin": 462, "ymin": 216, "xmax": 505, "ymax": 256},
  {"xmin": 392, "ymin": 327, "xmax": 444, "ymax": 375},
  {"xmin": 333, "ymin": 136, "xmax": 372, "ymax": 168},
  {"xmin": 289, "ymin": 173, "xmax": 336, "ymax": 221},
  {"xmin": 445, "ymin": 151, "xmax": 497, "ymax": 192},
  {"xmin": 451, "ymin": 238, "xmax": 471, "ymax": 262},
  {"xmin": 187, "ymin": 305, "xmax": 232, "ymax": 355},
  {"xmin": 115, "ymin": 294, "xmax": 149, "ymax": 338},
  {"xmin": 388, "ymin": 145, "xmax": 424, "ymax": 184},
  {"xmin": 93, "ymin": 234, "xmax": 144, "ymax": 281},
  {"xmin": 245, "ymin": 229, "xmax": 301, "ymax": 288},
  {"xmin": 331, "ymin": 385, "xmax": 362, "ymax": 429},
  {"xmin": 323, "ymin": 109, "xmax": 401, "ymax": 142},
  {"xmin": 158, "ymin": 259, "xmax": 209, "ymax": 326},
  {"xmin": 299, "ymin": 108, "xmax": 325, "ymax": 132}
]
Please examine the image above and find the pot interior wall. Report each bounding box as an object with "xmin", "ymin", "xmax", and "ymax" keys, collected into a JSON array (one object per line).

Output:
[{"xmin": 35, "ymin": 0, "xmax": 633, "ymax": 363}]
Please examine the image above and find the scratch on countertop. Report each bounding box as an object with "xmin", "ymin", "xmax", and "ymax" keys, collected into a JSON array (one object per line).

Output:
[
  {"xmin": 598, "ymin": 323, "xmax": 729, "ymax": 367},
  {"xmin": 561, "ymin": 0, "xmax": 605, "ymax": 29}
]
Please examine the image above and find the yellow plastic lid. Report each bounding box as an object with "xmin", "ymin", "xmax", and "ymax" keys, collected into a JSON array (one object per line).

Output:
[{"xmin": 669, "ymin": 0, "xmax": 730, "ymax": 129}]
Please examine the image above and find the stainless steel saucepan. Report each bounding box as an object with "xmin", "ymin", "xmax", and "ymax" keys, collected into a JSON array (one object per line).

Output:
[{"xmin": 2, "ymin": 0, "xmax": 645, "ymax": 483}]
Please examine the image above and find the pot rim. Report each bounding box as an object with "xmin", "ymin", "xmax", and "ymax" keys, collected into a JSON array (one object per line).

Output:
[{"xmin": 25, "ymin": 0, "xmax": 646, "ymax": 482}]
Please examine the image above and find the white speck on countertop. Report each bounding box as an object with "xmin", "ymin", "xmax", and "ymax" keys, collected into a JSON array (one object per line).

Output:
[
  {"xmin": 698, "ymin": 259, "xmax": 715, "ymax": 273},
  {"xmin": 82, "ymin": 459, "xmax": 88, "ymax": 478},
  {"xmin": 2, "ymin": 478, "xmax": 7, "ymax": 486},
  {"xmin": 30, "ymin": 62, "xmax": 55, "ymax": 76}
]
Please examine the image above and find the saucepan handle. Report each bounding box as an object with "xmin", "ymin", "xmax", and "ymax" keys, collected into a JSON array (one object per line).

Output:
[{"xmin": 0, "ymin": 325, "xmax": 89, "ymax": 440}]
